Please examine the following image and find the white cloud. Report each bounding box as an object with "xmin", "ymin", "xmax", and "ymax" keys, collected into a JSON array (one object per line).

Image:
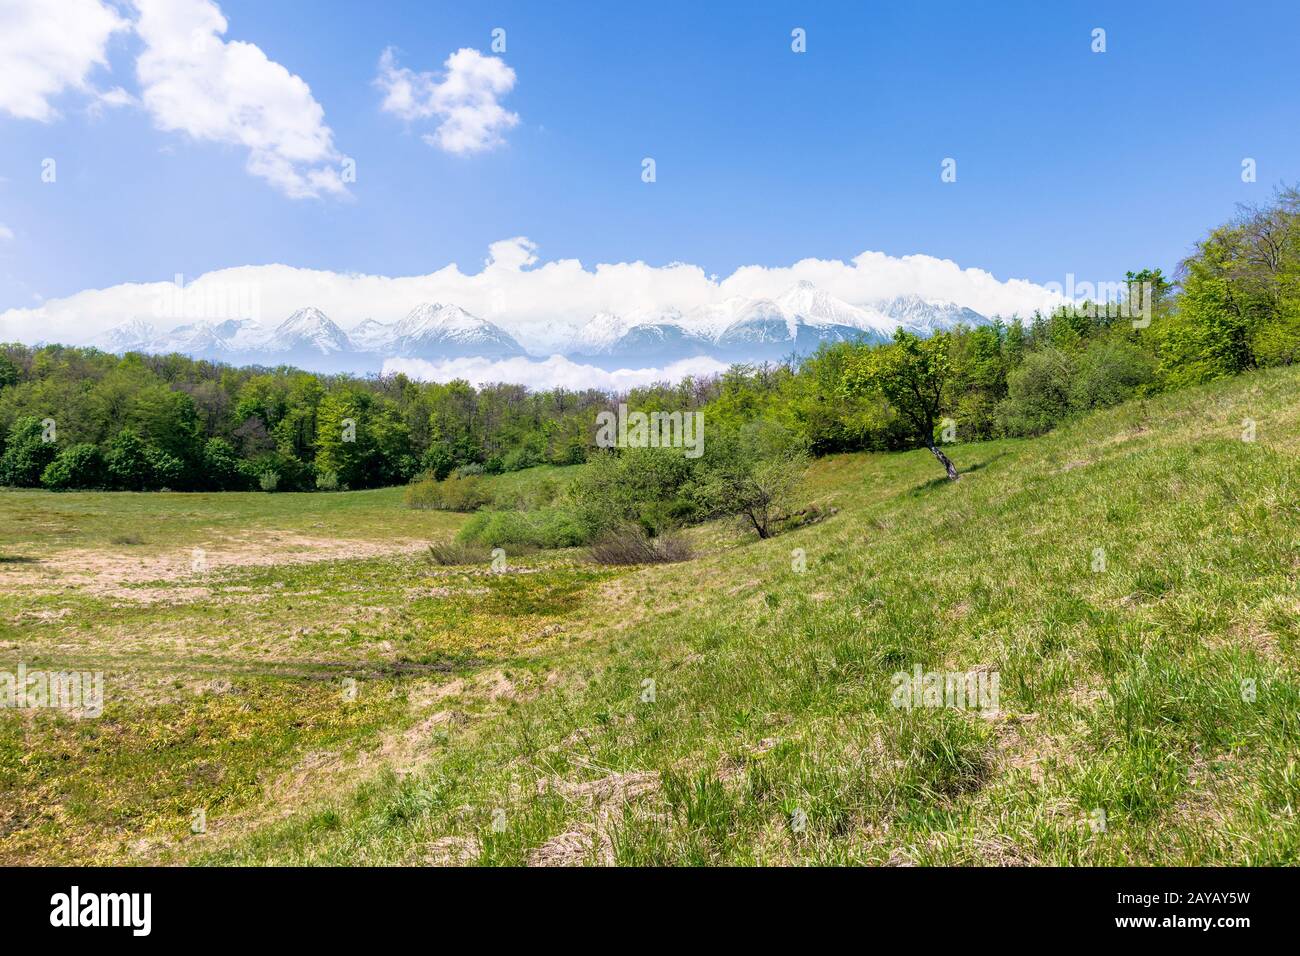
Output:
[
  {"xmin": 91, "ymin": 85, "xmax": 136, "ymax": 112},
  {"xmin": 384, "ymin": 354, "xmax": 730, "ymax": 391},
  {"xmin": 485, "ymin": 236, "xmax": 538, "ymax": 271},
  {"xmin": 0, "ymin": 239, "xmax": 1068, "ymax": 349},
  {"xmin": 0, "ymin": 0, "xmax": 129, "ymax": 121},
  {"xmin": 0, "ymin": 223, "xmax": 14, "ymax": 241},
  {"xmin": 134, "ymin": 0, "xmax": 346, "ymax": 198},
  {"xmin": 376, "ymin": 47, "xmax": 518, "ymax": 154}
]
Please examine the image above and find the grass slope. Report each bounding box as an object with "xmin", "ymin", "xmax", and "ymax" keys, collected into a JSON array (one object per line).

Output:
[
  {"xmin": 2, "ymin": 367, "xmax": 1296, "ymax": 865},
  {"xmin": 202, "ymin": 365, "xmax": 1299, "ymax": 865}
]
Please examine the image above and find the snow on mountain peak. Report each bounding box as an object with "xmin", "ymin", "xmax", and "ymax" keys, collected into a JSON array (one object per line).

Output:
[
  {"xmin": 567, "ymin": 311, "xmax": 628, "ymax": 353},
  {"xmin": 91, "ymin": 318, "xmax": 156, "ymax": 351},
  {"xmin": 879, "ymin": 294, "xmax": 987, "ymax": 333},
  {"xmin": 389, "ymin": 303, "xmax": 524, "ymax": 357},
  {"xmin": 347, "ymin": 318, "xmax": 393, "ymax": 351},
  {"xmin": 270, "ymin": 307, "xmax": 349, "ymax": 354},
  {"xmin": 78, "ymin": 282, "xmax": 993, "ymax": 374},
  {"xmin": 774, "ymin": 283, "xmax": 896, "ymax": 336},
  {"xmin": 622, "ymin": 305, "xmax": 686, "ymax": 329}
]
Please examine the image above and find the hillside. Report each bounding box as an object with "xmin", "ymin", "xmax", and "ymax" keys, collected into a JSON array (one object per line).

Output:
[
  {"xmin": 6, "ymin": 365, "xmax": 1291, "ymax": 865},
  {"xmin": 4, "ymin": 365, "xmax": 1297, "ymax": 864}
]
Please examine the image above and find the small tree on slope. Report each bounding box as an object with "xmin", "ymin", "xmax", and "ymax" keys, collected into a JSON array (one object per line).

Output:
[{"xmin": 842, "ymin": 329, "xmax": 961, "ymax": 481}]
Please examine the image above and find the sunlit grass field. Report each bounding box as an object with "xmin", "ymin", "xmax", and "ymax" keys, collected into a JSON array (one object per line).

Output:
[{"xmin": 2, "ymin": 367, "xmax": 1297, "ymax": 864}]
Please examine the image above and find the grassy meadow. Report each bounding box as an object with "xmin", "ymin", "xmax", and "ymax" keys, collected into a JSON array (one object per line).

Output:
[{"xmin": 2, "ymin": 366, "xmax": 1297, "ymax": 865}]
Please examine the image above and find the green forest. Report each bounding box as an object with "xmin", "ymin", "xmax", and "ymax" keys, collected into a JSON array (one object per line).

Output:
[{"xmin": 2, "ymin": 187, "xmax": 1297, "ymax": 502}]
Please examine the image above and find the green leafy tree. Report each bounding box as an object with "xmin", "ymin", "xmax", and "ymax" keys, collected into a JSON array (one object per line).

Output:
[
  {"xmin": 997, "ymin": 348, "xmax": 1076, "ymax": 436},
  {"xmin": 692, "ymin": 422, "xmax": 807, "ymax": 538},
  {"xmin": 105, "ymin": 429, "xmax": 155, "ymax": 490},
  {"xmin": 147, "ymin": 447, "xmax": 185, "ymax": 489},
  {"xmin": 0, "ymin": 354, "xmax": 19, "ymax": 391},
  {"xmin": 201, "ymin": 437, "xmax": 246, "ymax": 491},
  {"xmin": 314, "ymin": 391, "xmax": 370, "ymax": 488},
  {"xmin": 842, "ymin": 330, "xmax": 961, "ymax": 480}
]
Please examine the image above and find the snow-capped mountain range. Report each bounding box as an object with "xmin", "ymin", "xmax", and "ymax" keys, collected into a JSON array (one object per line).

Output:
[{"xmin": 87, "ymin": 283, "xmax": 992, "ymax": 373}]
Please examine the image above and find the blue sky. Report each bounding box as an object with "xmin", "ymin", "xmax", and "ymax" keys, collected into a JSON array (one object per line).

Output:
[{"xmin": 1, "ymin": 0, "xmax": 1298, "ymax": 322}]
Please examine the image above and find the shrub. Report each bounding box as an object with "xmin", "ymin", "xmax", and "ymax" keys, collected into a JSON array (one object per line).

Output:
[
  {"xmin": 997, "ymin": 347, "xmax": 1076, "ymax": 436},
  {"xmin": 426, "ymin": 540, "xmax": 492, "ymax": 566},
  {"xmin": 501, "ymin": 445, "xmax": 544, "ymax": 472},
  {"xmin": 404, "ymin": 473, "xmax": 492, "ymax": 511},
  {"xmin": 40, "ymin": 443, "xmax": 103, "ymax": 490},
  {"xmin": 953, "ymin": 391, "xmax": 1000, "ymax": 442},
  {"xmin": 567, "ymin": 447, "xmax": 698, "ymax": 539},
  {"xmin": 259, "ymin": 471, "xmax": 280, "ymax": 492},
  {"xmin": 492, "ymin": 475, "xmax": 559, "ymax": 511},
  {"xmin": 457, "ymin": 508, "xmax": 585, "ymax": 550},
  {"xmin": 404, "ymin": 477, "xmax": 439, "ymax": 510},
  {"xmin": 1251, "ymin": 304, "xmax": 1300, "ymax": 367},
  {"xmin": 419, "ymin": 445, "xmax": 455, "ymax": 481},
  {"xmin": 0, "ymin": 417, "xmax": 58, "ymax": 487},
  {"xmin": 588, "ymin": 526, "xmax": 693, "ymax": 565},
  {"xmin": 691, "ymin": 422, "xmax": 808, "ymax": 539},
  {"xmin": 316, "ymin": 470, "xmax": 340, "ymax": 492},
  {"xmin": 1070, "ymin": 337, "xmax": 1157, "ymax": 411}
]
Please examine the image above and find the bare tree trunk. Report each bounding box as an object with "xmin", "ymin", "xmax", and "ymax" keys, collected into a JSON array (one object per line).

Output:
[{"xmin": 927, "ymin": 442, "xmax": 960, "ymax": 481}]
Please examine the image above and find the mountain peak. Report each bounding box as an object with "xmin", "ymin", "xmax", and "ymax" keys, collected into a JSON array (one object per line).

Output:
[
  {"xmin": 91, "ymin": 318, "xmax": 157, "ymax": 351},
  {"xmin": 879, "ymin": 295, "xmax": 987, "ymax": 334},
  {"xmin": 567, "ymin": 312, "xmax": 628, "ymax": 354},
  {"xmin": 270, "ymin": 307, "xmax": 349, "ymax": 354},
  {"xmin": 390, "ymin": 303, "xmax": 524, "ymax": 359}
]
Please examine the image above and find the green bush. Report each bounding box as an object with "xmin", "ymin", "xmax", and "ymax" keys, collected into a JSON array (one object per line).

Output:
[
  {"xmin": 953, "ymin": 391, "xmax": 999, "ymax": 442},
  {"xmin": 997, "ymin": 347, "xmax": 1076, "ymax": 436},
  {"xmin": 1251, "ymin": 303, "xmax": 1300, "ymax": 367},
  {"xmin": 491, "ymin": 475, "xmax": 558, "ymax": 511},
  {"xmin": 456, "ymin": 508, "xmax": 586, "ymax": 550},
  {"xmin": 1070, "ymin": 337, "xmax": 1157, "ymax": 411},
  {"xmin": 691, "ymin": 421, "xmax": 808, "ymax": 539},
  {"xmin": 0, "ymin": 416, "xmax": 57, "ymax": 487},
  {"xmin": 501, "ymin": 444, "xmax": 543, "ymax": 472},
  {"xmin": 40, "ymin": 443, "xmax": 103, "ymax": 490},
  {"xmin": 567, "ymin": 447, "xmax": 698, "ymax": 539},
  {"xmin": 404, "ymin": 473, "xmax": 492, "ymax": 511}
]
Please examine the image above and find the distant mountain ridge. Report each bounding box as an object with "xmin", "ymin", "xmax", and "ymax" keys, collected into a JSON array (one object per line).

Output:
[
  {"xmin": 561, "ymin": 281, "xmax": 991, "ymax": 367},
  {"xmin": 87, "ymin": 283, "xmax": 993, "ymax": 373}
]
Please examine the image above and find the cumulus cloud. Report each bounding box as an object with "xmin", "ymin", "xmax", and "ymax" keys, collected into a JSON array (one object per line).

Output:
[
  {"xmin": 0, "ymin": 0, "xmax": 129, "ymax": 121},
  {"xmin": 376, "ymin": 47, "xmax": 519, "ymax": 154},
  {"xmin": 0, "ymin": 238, "xmax": 1068, "ymax": 349},
  {"xmin": 384, "ymin": 355, "xmax": 731, "ymax": 391},
  {"xmin": 0, "ymin": 223, "xmax": 14, "ymax": 241},
  {"xmin": 134, "ymin": 0, "xmax": 347, "ymax": 198}
]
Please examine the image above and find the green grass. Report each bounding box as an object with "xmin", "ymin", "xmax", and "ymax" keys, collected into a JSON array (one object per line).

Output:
[
  {"xmin": 0, "ymin": 484, "xmax": 461, "ymax": 556},
  {"xmin": 3, "ymin": 366, "xmax": 1298, "ymax": 865}
]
